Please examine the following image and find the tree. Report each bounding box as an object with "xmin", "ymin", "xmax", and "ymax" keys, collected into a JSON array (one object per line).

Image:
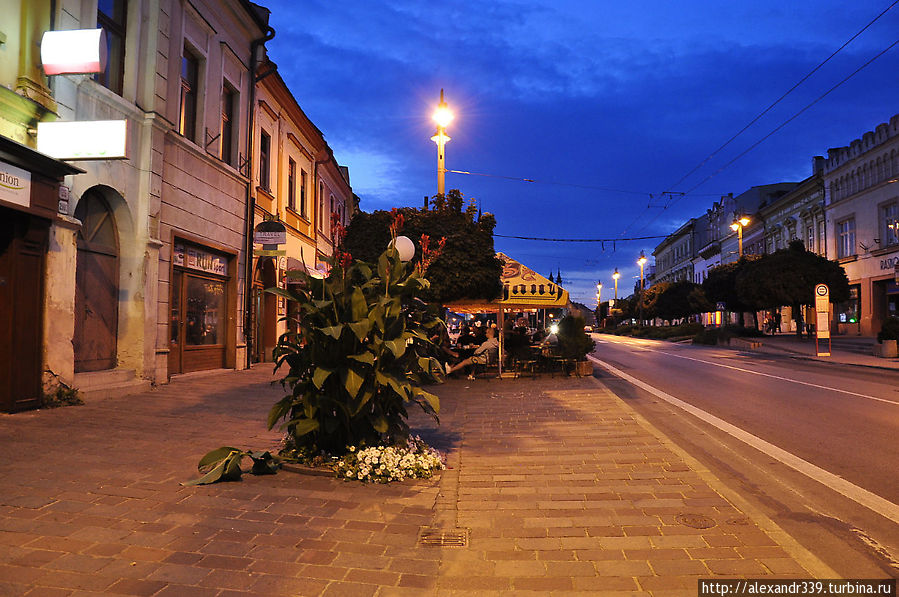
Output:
[
  {"xmin": 343, "ymin": 189, "xmax": 503, "ymax": 304},
  {"xmin": 654, "ymin": 280, "xmax": 712, "ymax": 323},
  {"xmin": 702, "ymin": 257, "xmax": 760, "ymax": 327},
  {"xmin": 735, "ymin": 241, "xmax": 850, "ymax": 328}
]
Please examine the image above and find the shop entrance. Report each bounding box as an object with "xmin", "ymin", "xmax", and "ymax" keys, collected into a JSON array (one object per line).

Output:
[
  {"xmin": 168, "ymin": 241, "xmax": 231, "ymax": 375},
  {"xmin": 0, "ymin": 208, "xmax": 48, "ymax": 412},
  {"xmin": 73, "ymin": 191, "xmax": 119, "ymax": 372},
  {"xmin": 251, "ymin": 258, "xmax": 278, "ymax": 363}
]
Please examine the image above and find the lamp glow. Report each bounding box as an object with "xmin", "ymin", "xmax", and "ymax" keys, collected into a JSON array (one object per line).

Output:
[{"xmin": 433, "ymin": 106, "xmax": 454, "ymax": 128}]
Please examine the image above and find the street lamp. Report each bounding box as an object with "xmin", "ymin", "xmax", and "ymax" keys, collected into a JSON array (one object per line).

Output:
[
  {"xmin": 596, "ymin": 280, "xmax": 602, "ymax": 307},
  {"xmin": 612, "ymin": 268, "xmax": 620, "ymax": 303},
  {"xmin": 431, "ymin": 89, "xmax": 453, "ymax": 197},
  {"xmin": 730, "ymin": 215, "xmax": 750, "ymax": 257}
]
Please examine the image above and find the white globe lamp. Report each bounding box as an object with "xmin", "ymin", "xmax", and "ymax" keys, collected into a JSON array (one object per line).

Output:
[{"xmin": 388, "ymin": 235, "xmax": 416, "ymax": 262}]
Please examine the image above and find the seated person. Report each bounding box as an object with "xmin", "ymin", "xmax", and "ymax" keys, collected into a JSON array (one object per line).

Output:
[
  {"xmin": 454, "ymin": 324, "xmax": 478, "ymax": 359},
  {"xmin": 446, "ymin": 327, "xmax": 498, "ymax": 378}
]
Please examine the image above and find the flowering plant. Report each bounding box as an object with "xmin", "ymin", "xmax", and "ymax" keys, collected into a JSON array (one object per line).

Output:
[{"xmin": 337, "ymin": 436, "xmax": 445, "ymax": 483}]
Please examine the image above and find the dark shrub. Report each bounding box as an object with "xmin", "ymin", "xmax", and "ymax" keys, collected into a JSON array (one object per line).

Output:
[{"xmin": 877, "ymin": 316, "xmax": 899, "ymax": 343}]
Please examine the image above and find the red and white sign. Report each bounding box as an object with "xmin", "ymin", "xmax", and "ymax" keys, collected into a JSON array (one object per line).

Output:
[{"xmin": 41, "ymin": 29, "xmax": 107, "ymax": 75}]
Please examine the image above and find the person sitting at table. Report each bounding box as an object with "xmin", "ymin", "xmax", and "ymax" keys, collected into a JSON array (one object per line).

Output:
[
  {"xmin": 454, "ymin": 324, "xmax": 477, "ymax": 359},
  {"xmin": 445, "ymin": 326, "xmax": 498, "ymax": 379}
]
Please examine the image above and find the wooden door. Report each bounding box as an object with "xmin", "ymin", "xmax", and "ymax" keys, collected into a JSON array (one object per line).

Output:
[
  {"xmin": 168, "ymin": 269, "xmax": 184, "ymax": 376},
  {"xmin": 0, "ymin": 209, "xmax": 47, "ymax": 412},
  {"xmin": 73, "ymin": 193, "xmax": 119, "ymax": 373}
]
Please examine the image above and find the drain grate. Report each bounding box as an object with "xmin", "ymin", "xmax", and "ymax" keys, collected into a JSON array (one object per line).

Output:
[
  {"xmin": 675, "ymin": 513, "xmax": 717, "ymax": 529},
  {"xmin": 418, "ymin": 527, "xmax": 469, "ymax": 547}
]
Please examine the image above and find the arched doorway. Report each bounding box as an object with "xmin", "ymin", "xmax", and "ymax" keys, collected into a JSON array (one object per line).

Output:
[
  {"xmin": 251, "ymin": 258, "xmax": 278, "ymax": 363},
  {"xmin": 74, "ymin": 189, "xmax": 119, "ymax": 372}
]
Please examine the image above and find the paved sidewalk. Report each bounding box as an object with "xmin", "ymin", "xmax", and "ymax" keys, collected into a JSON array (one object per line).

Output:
[
  {"xmin": 0, "ymin": 367, "xmax": 833, "ymax": 596},
  {"xmin": 747, "ymin": 334, "xmax": 899, "ymax": 370}
]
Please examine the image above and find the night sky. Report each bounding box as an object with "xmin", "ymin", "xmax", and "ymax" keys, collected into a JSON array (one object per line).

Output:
[{"xmin": 260, "ymin": 0, "xmax": 899, "ymax": 306}]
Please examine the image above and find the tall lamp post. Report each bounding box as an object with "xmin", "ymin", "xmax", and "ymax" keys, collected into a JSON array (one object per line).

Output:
[
  {"xmin": 596, "ymin": 280, "xmax": 602, "ymax": 307},
  {"xmin": 731, "ymin": 215, "xmax": 750, "ymax": 258},
  {"xmin": 637, "ymin": 252, "xmax": 647, "ymax": 325},
  {"xmin": 612, "ymin": 268, "xmax": 620, "ymax": 303},
  {"xmin": 431, "ymin": 89, "xmax": 453, "ymax": 197}
]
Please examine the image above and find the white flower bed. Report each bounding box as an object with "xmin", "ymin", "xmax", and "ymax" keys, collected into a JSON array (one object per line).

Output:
[{"xmin": 338, "ymin": 436, "xmax": 445, "ymax": 483}]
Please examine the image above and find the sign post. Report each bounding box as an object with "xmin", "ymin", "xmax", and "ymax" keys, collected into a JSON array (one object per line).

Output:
[{"xmin": 814, "ymin": 283, "xmax": 831, "ymax": 357}]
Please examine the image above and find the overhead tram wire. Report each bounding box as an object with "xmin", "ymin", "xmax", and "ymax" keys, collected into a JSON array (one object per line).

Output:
[
  {"xmin": 494, "ymin": 233, "xmax": 667, "ymax": 242},
  {"xmin": 661, "ymin": 0, "xmax": 899, "ymax": 198},
  {"xmin": 617, "ymin": 0, "xmax": 899, "ymax": 239},
  {"xmin": 445, "ymin": 169, "xmax": 722, "ymax": 197},
  {"xmin": 629, "ymin": 33, "xmax": 899, "ymax": 238}
]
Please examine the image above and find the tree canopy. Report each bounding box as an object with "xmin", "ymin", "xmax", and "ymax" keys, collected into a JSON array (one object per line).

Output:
[
  {"xmin": 342, "ymin": 190, "xmax": 503, "ymax": 304},
  {"xmin": 735, "ymin": 240, "xmax": 850, "ymax": 310}
]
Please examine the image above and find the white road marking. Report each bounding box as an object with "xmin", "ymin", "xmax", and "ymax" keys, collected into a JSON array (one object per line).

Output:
[
  {"xmin": 589, "ymin": 355, "xmax": 899, "ymax": 526},
  {"xmin": 596, "ymin": 337, "xmax": 899, "ymax": 406}
]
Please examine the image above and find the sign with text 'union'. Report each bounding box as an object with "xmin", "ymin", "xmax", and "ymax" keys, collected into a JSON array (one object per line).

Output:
[{"xmin": 0, "ymin": 161, "xmax": 31, "ymax": 209}]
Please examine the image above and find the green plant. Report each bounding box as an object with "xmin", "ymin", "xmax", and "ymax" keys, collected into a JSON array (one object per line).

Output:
[
  {"xmin": 267, "ymin": 214, "xmax": 445, "ymax": 456},
  {"xmin": 336, "ymin": 436, "xmax": 445, "ymax": 483},
  {"xmin": 557, "ymin": 315, "xmax": 596, "ymax": 360},
  {"xmin": 42, "ymin": 382, "xmax": 83, "ymax": 408},
  {"xmin": 877, "ymin": 316, "xmax": 899, "ymax": 343},
  {"xmin": 183, "ymin": 448, "xmax": 279, "ymax": 485},
  {"xmin": 693, "ymin": 327, "xmax": 735, "ymax": 345}
]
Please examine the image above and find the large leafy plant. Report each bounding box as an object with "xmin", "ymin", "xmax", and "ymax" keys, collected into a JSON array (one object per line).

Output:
[{"xmin": 268, "ymin": 217, "xmax": 446, "ymax": 456}]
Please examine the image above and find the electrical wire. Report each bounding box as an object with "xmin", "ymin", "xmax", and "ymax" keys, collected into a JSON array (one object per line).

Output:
[
  {"xmin": 446, "ymin": 169, "xmax": 723, "ymax": 197},
  {"xmin": 494, "ymin": 233, "xmax": 667, "ymax": 242},
  {"xmin": 662, "ymin": 0, "xmax": 899, "ymax": 197}
]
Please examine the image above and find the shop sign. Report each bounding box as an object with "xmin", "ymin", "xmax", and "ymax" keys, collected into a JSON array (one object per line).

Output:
[
  {"xmin": 254, "ymin": 220, "xmax": 287, "ymax": 245},
  {"xmin": 41, "ymin": 29, "xmax": 107, "ymax": 75},
  {"xmin": 880, "ymin": 255, "xmax": 899, "ymax": 270},
  {"xmin": 37, "ymin": 120, "xmax": 128, "ymax": 160},
  {"xmin": 0, "ymin": 161, "xmax": 31, "ymax": 209},
  {"xmin": 173, "ymin": 242, "xmax": 227, "ymax": 276}
]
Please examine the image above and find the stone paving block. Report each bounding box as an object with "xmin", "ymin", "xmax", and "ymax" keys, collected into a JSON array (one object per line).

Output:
[{"xmin": 105, "ymin": 577, "xmax": 169, "ymax": 596}]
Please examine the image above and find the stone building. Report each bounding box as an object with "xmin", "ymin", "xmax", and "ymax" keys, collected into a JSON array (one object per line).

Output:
[
  {"xmin": 823, "ymin": 113, "xmax": 899, "ymax": 336},
  {"xmin": 0, "ymin": 0, "xmax": 274, "ymax": 409},
  {"xmin": 249, "ymin": 69, "xmax": 354, "ymax": 363}
]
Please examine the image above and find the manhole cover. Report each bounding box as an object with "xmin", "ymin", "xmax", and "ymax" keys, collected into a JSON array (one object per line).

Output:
[
  {"xmin": 675, "ymin": 514, "xmax": 717, "ymax": 529},
  {"xmin": 418, "ymin": 527, "xmax": 469, "ymax": 547}
]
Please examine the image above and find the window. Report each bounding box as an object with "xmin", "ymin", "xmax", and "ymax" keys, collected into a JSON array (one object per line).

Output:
[
  {"xmin": 300, "ymin": 170, "xmax": 307, "ymax": 217},
  {"xmin": 287, "ymin": 158, "xmax": 297, "ymax": 212},
  {"xmin": 179, "ymin": 47, "xmax": 199, "ymax": 140},
  {"xmin": 837, "ymin": 218, "xmax": 856, "ymax": 258},
  {"xmin": 880, "ymin": 202, "xmax": 899, "ymax": 248},
  {"xmin": 318, "ymin": 182, "xmax": 324, "ymax": 229},
  {"xmin": 96, "ymin": 0, "xmax": 127, "ymax": 95},
  {"xmin": 806, "ymin": 225, "xmax": 814, "ymax": 253},
  {"xmin": 220, "ymin": 83, "xmax": 236, "ymax": 165},
  {"xmin": 259, "ymin": 131, "xmax": 271, "ymax": 191},
  {"xmin": 816, "ymin": 220, "xmax": 824, "ymax": 256}
]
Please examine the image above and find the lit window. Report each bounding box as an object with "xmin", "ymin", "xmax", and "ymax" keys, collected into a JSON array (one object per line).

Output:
[
  {"xmin": 179, "ymin": 48, "xmax": 199, "ymax": 140},
  {"xmin": 881, "ymin": 202, "xmax": 899, "ymax": 247},
  {"xmin": 287, "ymin": 158, "xmax": 297, "ymax": 212},
  {"xmin": 220, "ymin": 83, "xmax": 236, "ymax": 165},
  {"xmin": 300, "ymin": 170, "xmax": 307, "ymax": 217},
  {"xmin": 259, "ymin": 131, "xmax": 271, "ymax": 191},
  {"xmin": 837, "ymin": 218, "xmax": 856, "ymax": 258},
  {"xmin": 96, "ymin": 0, "xmax": 126, "ymax": 95}
]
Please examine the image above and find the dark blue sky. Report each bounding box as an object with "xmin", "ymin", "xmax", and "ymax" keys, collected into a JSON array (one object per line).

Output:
[{"xmin": 260, "ymin": 0, "xmax": 899, "ymax": 306}]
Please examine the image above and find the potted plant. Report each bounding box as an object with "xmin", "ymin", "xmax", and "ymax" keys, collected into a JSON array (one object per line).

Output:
[
  {"xmin": 558, "ymin": 314, "xmax": 596, "ymax": 376},
  {"xmin": 875, "ymin": 316, "xmax": 899, "ymax": 358}
]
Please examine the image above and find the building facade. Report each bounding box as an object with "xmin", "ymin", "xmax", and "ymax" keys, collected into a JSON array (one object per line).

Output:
[
  {"xmin": 0, "ymin": 0, "xmax": 277, "ymax": 410},
  {"xmin": 823, "ymin": 114, "xmax": 899, "ymax": 336},
  {"xmin": 249, "ymin": 69, "xmax": 354, "ymax": 363}
]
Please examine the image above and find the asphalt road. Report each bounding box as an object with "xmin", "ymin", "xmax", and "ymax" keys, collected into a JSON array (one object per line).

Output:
[{"xmin": 590, "ymin": 334, "xmax": 899, "ymax": 577}]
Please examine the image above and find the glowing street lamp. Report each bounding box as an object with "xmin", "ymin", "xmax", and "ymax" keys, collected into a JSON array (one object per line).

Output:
[
  {"xmin": 596, "ymin": 280, "xmax": 602, "ymax": 308},
  {"xmin": 612, "ymin": 268, "xmax": 620, "ymax": 301},
  {"xmin": 431, "ymin": 89, "xmax": 453, "ymax": 196},
  {"xmin": 731, "ymin": 215, "xmax": 750, "ymax": 257}
]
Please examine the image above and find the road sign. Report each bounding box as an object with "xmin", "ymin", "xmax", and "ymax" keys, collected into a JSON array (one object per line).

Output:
[{"xmin": 814, "ymin": 283, "xmax": 831, "ymax": 356}]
